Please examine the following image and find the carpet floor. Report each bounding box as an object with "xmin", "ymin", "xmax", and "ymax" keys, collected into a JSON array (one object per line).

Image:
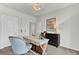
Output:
[{"xmin": 0, "ymin": 45, "xmax": 79, "ymax": 55}]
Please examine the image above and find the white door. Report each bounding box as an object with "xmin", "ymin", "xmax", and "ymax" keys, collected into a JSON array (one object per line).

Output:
[
  {"xmin": 29, "ymin": 22, "xmax": 36, "ymax": 36},
  {"xmin": 1, "ymin": 15, "xmax": 18, "ymax": 47},
  {"xmin": 19, "ymin": 17, "xmax": 29, "ymax": 37}
]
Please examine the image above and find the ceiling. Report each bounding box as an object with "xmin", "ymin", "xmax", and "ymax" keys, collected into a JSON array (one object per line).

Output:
[{"xmin": 0, "ymin": 3, "xmax": 74, "ymax": 16}]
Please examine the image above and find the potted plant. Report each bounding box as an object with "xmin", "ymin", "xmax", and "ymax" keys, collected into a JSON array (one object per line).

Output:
[{"xmin": 40, "ymin": 31, "xmax": 47, "ymax": 40}]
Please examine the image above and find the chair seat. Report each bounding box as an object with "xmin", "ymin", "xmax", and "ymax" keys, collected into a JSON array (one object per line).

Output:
[
  {"xmin": 26, "ymin": 43, "xmax": 32, "ymax": 50},
  {"xmin": 9, "ymin": 36, "xmax": 32, "ymax": 55}
]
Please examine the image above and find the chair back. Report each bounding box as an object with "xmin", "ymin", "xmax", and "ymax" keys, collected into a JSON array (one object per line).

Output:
[{"xmin": 9, "ymin": 36, "xmax": 29, "ymax": 54}]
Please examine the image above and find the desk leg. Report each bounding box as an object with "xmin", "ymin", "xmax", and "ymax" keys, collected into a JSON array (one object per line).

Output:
[{"xmin": 40, "ymin": 43, "xmax": 48, "ymax": 55}]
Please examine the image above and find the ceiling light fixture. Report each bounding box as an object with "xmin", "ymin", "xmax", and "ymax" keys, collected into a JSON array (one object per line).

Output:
[{"xmin": 33, "ymin": 3, "xmax": 41, "ymax": 11}]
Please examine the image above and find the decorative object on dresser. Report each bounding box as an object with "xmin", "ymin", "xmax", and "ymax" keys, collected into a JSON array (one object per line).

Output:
[
  {"xmin": 39, "ymin": 31, "xmax": 47, "ymax": 39},
  {"xmin": 45, "ymin": 33, "xmax": 60, "ymax": 47}
]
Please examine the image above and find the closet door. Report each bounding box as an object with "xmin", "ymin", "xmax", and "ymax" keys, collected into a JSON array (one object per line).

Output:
[
  {"xmin": 1, "ymin": 15, "xmax": 18, "ymax": 47},
  {"xmin": 20, "ymin": 17, "xmax": 29, "ymax": 37}
]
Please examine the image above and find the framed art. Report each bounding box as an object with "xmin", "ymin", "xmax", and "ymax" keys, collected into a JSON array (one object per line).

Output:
[{"xmin": 46, "ymin": 18, "xmax": 57, "ymax": 32}]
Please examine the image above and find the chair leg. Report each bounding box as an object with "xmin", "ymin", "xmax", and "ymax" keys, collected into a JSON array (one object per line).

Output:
[
  {"xmin": 20, "ymin": 54, "xmax": 25, "ymax": 55},
  {"xmin": 20, "ymin": 52, "xmax": 29, "ymax": 55},
  {"xmin": 15, "ymin": 50, "xmax": 38, "ymax": 55},
  {"xmin": 30, "ymin": 50, "xmax": 39, "ymax": 55}
]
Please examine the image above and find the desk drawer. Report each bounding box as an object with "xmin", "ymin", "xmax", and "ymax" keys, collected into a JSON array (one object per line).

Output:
[
  {"xmin": 31, "ymin": 44, "xmax": 36, "ymax": 51},
  {"xmin": 31, "ymin": 44, "xmax": 43, "ymax": 54},
  {"xmin": 36, "ymin": 46, "xmax": 43, "ymax": 54}
]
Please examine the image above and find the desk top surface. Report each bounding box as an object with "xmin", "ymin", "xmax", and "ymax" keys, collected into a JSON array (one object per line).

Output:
[
  {"xmin": 25, "ymin": 36, "xmax": 49, "ymax": 46},
  {"xmin": 27, "ymin": 36, "xmax": 49, "ymax": 41}
]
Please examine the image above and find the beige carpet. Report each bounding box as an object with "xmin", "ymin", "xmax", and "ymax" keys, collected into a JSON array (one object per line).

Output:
[
  {"xmin": 0, "ymin": 45, "xmax": 79, "ymax": 55},
  {"xmin": 47, "ymin": 45, "xmax": 79, "ymax": 55}
]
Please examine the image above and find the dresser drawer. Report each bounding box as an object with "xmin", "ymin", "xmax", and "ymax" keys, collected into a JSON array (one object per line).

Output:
[{"xmin": 46, "ymin": 33, "xmax": 60, "ymax": 47}]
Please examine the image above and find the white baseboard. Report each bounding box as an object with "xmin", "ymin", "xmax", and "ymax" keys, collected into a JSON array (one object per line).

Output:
[
  {"xmin": 60, "ymin": 45, "xmax": 79, "ymax": 52},
  {"xmin": 0, "ymin": 44, "xmax": 11, "ymax": 49}
]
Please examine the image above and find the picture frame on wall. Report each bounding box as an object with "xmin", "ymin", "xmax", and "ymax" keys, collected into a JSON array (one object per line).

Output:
[{"xmin": 46, "ymin": 18, "xmax": 57, "ymax": 33}]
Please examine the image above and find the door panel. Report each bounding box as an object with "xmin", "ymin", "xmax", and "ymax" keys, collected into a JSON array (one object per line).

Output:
[{"xmin": 1, "ymin": 15, "xmax": 18, "ymax": 47}]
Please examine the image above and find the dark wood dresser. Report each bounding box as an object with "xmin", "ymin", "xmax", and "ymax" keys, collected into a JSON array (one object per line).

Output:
[{"xmin": 45, "ymin": 33, "xmax": 60, "ymax": 47}]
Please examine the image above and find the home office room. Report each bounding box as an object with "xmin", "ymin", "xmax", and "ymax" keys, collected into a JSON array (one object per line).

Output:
[{"xmin": 0, "ymin": 0, "xmax": 79, "ymax": 59}]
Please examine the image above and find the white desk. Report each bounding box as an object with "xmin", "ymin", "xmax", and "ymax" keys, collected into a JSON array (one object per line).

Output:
[{"xmin": 25, "ymin": 36, "xmax": 49, "ymax": 55}]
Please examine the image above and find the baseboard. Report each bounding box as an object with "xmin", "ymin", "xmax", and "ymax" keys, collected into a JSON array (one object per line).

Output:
[
  {"xmin": 0, "ymin": 44, "xmax": 11, "ymax": 49},
  {"xmin": 60, "ymin": 46, "xmax": 79, "ymax": 53}
]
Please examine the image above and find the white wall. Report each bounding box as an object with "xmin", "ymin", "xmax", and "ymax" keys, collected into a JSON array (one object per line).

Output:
[
  {"xmin": 36, "ymin": 16, "xmax": 42, "ymax": 36},
  {"xmin": 36, "ymin": 4, "xmax": 79, "ymax": 51},
  {"xmin": 0, "ymin": 15, "xmax": 19, "ymax": 49},
  {"xmin": 0, "ymin": 5, "xmax": 36, "ymax": 49}
]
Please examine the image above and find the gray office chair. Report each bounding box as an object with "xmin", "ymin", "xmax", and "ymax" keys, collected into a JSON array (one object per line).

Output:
[{"xmin": 9, "ymin": 36, "xmax": 32, "ymax": 55}]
